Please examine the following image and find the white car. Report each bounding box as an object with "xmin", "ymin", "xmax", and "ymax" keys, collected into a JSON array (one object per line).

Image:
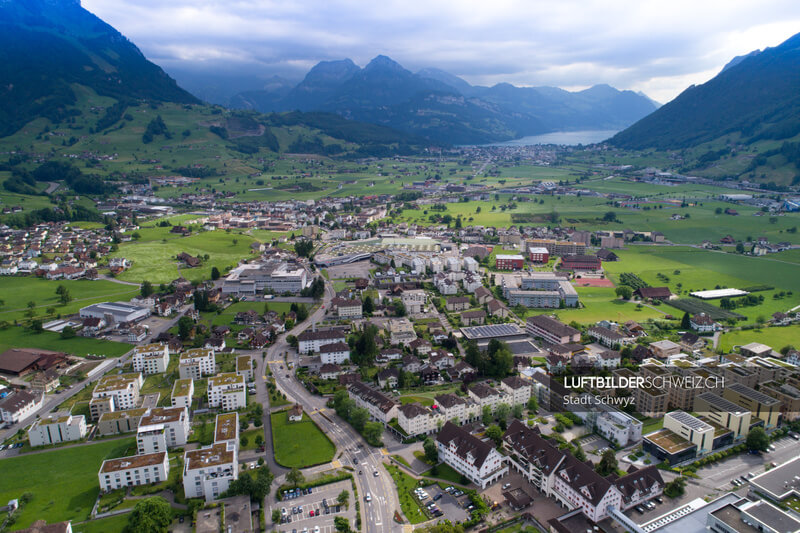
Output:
[{"xmin": 365, "ymin": 493, "xmax": 372, "ymax": 502}]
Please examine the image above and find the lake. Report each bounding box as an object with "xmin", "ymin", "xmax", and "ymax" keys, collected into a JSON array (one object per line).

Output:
[{"xmin": 484, "ymin": 129, "xmax": 619, "ymax": 147}]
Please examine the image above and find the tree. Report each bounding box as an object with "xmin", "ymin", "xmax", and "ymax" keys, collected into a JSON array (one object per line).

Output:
[
  {"xmin": 664, "ymin": 476, "xmax": 687, "ymax": 498},
  {"xmin": 294, "ymin": 239, "xmax": 314, "ymax": 258},
  {"xmin": 177, "ymin": 315, "xmax": 194, "ymax": 340},
  {"xmin": 574, "ymin": 442, "xmax": 586, "ymax": 462},
  {"xmin": 482, "ymin": 405, "xmax": 493, "ymax": 426},
  {"xmin": 255, "ymin": 434, "xmax": 264, "ymax": 447},
  {"xmin": 615, "ymin": 285, "xmax": 633, "ymax": 300},
  {"xmin": 423, "ymin": 438, "xmax": 439, "ymax": 463},
  {"xmin": 59, "ymin": 289, "xmax": 71, "ymax": 305},
  {"xmin": 746, "ymin": 427, "xmax": 769, "ymax": 452},
  {"xmin": 527, "ymin": 396, "xmax": 538, "ymax": 413},
  {"xmin": 394, "ymin": 299, "xmax": 406, "ymax": 317},
  {"xmin": 334, "ymin": 516, "xmax": 351, "ymax": 532},
  {"xmin": 141, "ymin": 280, "xmax": 154, "ymax": 298},
  {"xmin": 272, "ymin": 508, "xmax": 281, "ymax": 523},
  {"xmin": 681, "ymin": 312, "xmax": 691, "ymax": 329},
  {"xmin": 363, "ymin": 421, "xmax": 383, "ymax": 446},
  {"xmin": 240, "ymin": 435, "xmax": 249, "ymax": 447},
  {"xmin": 126, "ymin": 496, "xmax": 172, "ymax": 533},
  {"xmin": 350, "ymin": 407, "xmax": 369, "ymax": 432},
  {"xmin": 337, "ymin": 489, "xmax": 350, "ymax": 507},
  {"xmin": 512, "ymin": 404, "xmax": 524, "ymax": 419},
  {"xmin": 211, "ymin": 266, "xmax": 221, "ymax": 280},
  {"xmin": 596, "ymin": 449, "xmax": 618, "ymax": 476},
  {"xmin": 26, "ymin": 301, "xmax": 36, "ymax": 318},
  {"xmin": 603, "ymin": 211, "xmax": 617, "ymax": 222},
  {"xmin": 363, "ymin": 295, "xmax": 374, "ymax": 315},
  {"xmin": 287, "ymin": 467, "xmax": 305, "ymax": 487},
  {"xmin": 495, "ymin": 403, "xmax": 511, "ymax": 425},
  {"xmin": 736, "ymin": 242, "xmax": 745, "ymax": 254},
  {"xmin": 485, "ymin": 424, "xmax": 503, "ymax": 447},
  {"xmin": 60, "ymin": 326, "xmax": 76, "ymax": 339}
]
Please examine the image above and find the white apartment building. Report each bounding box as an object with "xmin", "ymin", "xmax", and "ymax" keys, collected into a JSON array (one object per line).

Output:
[
  {"xmin": 398, "ymin": 403, "xmax": 443, "ymax": 437},
  {"xmin": 500, "ymin": 377, "xmax": 532, "ymax": 406},
  {"xmin": 468, "ymin": 382, "xmax": 508, "ymax": 413},
  {"xmin": 320, "ymin": 342, "xmax": 351, "ymax": 364},
  {"xmin": 99, "ymin": 451, "xmax": 170, "ymax": 492},
  {"xmin": 236, "ymin": 355, "xmax": 253, "ymax": 382},
  {"xmin": 463, "ymin": 256, "xmax": 479, "ymax": 272},
  {"xmin": 347, "ymin": 382, "xmax": 398, "ymax": 424},
  {"xmin": 208, "ymin": 373, "xmax": 246, "ymax": 411},
  {"xmin": 387, "ymin": 318, "xmax": 416, "ymax": 346},
  {"xmin": 436, "ymin": 422, "xmax": 508, "ymax": 489},
  {"xmin": 179, "ymin": 348, "xmax": 216, "ymax": 380},
  {"xmin": 132, "ymin": 343, "xmax": 170, "ymax": 375},
  {"xmin": 401, "ymin": 290, "xmax": 427, "ymax": 314},
  {"xmin": 138, "ymin": 406, "xmax": 190, "ymax": 448},
  {"xmin": 171, "ymin": 379, "xmax": 194, "ymax": 410},
  {"xmin": 297, "ymin": 329, "xmax": 347, "ymax": 354},
  {"xmin": 183, "ymin": 441, "xmax": 238, "ymax": 501},
  {"xmin": 28, "ymin": 414, "xmax": 87, "ymax": 447},
  {"xmin": 137, "ymin": 425, "xmax": 168, "ymax": 455},
  {"xmin": 0, "ymin": 390, "xmax": 44, "ymax": 424},
  {"xmin": 331, "ymin": 298, "xmax": 362, "ymax": 319},
  {"xmin": 595, "ymin": 409, "xmax": 643, "ymax": 447},
  {"xmin": 434, "ymin": 393, "xmax": 481, "ymax": 425},
  {"xmin": 214, "ymin": 412, "xmax": 239, "ymax": 445},
  {"xmin": 90, "ymin": 373, "xmax": 143, "ymax": 420}
]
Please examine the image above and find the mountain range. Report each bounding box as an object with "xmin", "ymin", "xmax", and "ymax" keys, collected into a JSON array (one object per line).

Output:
[
  {"xmin": 611, "ymin": 32, "xmax": 800, "ymax": 150},
  {"xmin": 229, "ymin": 55, "xmax": 660, "ymax": 144}
]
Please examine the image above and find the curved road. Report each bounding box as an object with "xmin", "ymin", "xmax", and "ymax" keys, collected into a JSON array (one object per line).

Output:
[{"xmin": 258, "ymin": 280, "xmax": 404, "ymax": 533}]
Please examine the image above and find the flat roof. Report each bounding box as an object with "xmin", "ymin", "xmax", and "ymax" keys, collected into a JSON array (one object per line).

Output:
[
  {"xmin": 185, "ymin": 442, "xmax": 236, "ymax": 470},
  {"xmin": 728, "ymin": 382, "xmax": 781, "ymax": 406},
  {"xmin": 215, "ymin": 413, "xmax": 238, "ymax": 442},
  {"xmin": 461, "ymin": 323, "xmax": 524, "ymax": 340},
  {"xmin": 645, "ymin": 428, "xmax": 695, "ymax": 454},
  {"xmin": 172, "ymin": 379, "xmax": 193, "ymax": 397},
  {"xmin": 208, "ymin": 373, "xmax": 244, "ymax": 387},
  {"xmin": 667, "ymin": 410, "xmax": 713, "ymax": 432},
  {"xmin": 749, "ymin": 455, "xmax": 800, "ymax": 500},
  {"xmin": 94, "ymin": 373, "xmax": 140, "ymax": 393},
  {"xmin": 695, "ymin": 392, "xmax": 748, "ymax": 415},
  {"xmin": 100, "ymin": 451, "xmax": 166, "ymax": 473}
]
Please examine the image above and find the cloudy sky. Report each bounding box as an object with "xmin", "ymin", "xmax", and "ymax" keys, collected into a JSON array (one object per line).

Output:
[{"xmin": 83, "ymin": 0, "xmax": 800, "ymax": 103}]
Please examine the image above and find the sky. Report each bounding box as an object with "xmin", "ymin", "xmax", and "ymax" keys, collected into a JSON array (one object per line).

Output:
[{"xmin": 82, "ymin": 0, "xmax": 800, "ymax": 104}]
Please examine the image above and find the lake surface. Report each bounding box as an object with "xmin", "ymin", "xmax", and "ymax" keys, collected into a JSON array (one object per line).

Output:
[{"xmin": 484, "ymin": 129, "xmax": 619, "ymax": 147}]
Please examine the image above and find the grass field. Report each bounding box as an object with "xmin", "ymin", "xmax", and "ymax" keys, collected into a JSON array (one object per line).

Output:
[
  {"xmin": 385, "ymin": 463, "xmax": 428, "ymax": 524},
  {"xmin": 0, "ymin": 438, "xmax": 135, "ymax": 530},
  {"xmin": 0, "ymin": 277, "xmax": 140, "ymax": 323},
  {"xmin": 423, "ymin": 463, "xmax": 464, "ymax": 484},
  {"xmin": 0, "ymin": 326, "xmax": 130, "ymax": 357},
  {"xmin": 521, "ymin": 286, "xmax": 665, "ymax": 325},
  {"xmin": 72, "ymin": 513, "xmax": 131, "ymax": 533},
  {"xmin": 270, "ymin": 410, "xmax": 335, "ymax": 468},
  {"xmin": 209, "ymin": 301, "xmax": 294, "ymax": 327},
  {"xmin": 718, "ymin": 325, "xmax": 800, "ymax": 352},
  {"xmin": 110, "ymin": 228, "xmax": 259, "ymax": 284}
]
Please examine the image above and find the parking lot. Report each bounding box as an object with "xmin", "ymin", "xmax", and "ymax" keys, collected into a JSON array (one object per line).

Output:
[
  {"xmin": 323, "ymin": 260, "xmax": 373, "ymax": 280},
  {"xmin": 416, "ymin": 484, "xmax": 470, "ymax": 524},
  {"xmin": 271, "ymin": 480, "xmax": 357, "ymax": 533}
]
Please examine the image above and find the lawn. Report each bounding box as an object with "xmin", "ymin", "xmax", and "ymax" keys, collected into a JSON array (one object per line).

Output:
[
  {"xmin": 110, "ymin": 229, "xmax": 259, "ymax": 284},
  {"xmin": 0, "ymin": 277, "xmax": 140, "ymax": 323},
  {"xmin": 0, "ymin": 326, "xmax": 131, "ymax": 357},
  {"xmin": 72, "ymin": 513, "xmax": 132, "ymax": 533},
  {"xmin": 0, "ymin": 438, "xmax": 135, "ymax": 530},
  {"xmin": 399, "ymin": 396, "xmax": 435, "ymax": 407},
  {"xmin": 385, "ymin": 463, "xmax": 428, "ymax": 524},
  {"xmin": 520, "ymin": 286, "xmax": 665, "ymax": 325},
  {"xmin": 209, "ymin": 301, "xmax": 293, "ymax": 327},
  {"xmin": 718, "ymin": 325, "xmax": 800, "ymax": 352},
  {"xmin": 240, "ymin": 427, "xmax": 264, "ymax": 451},
  {"xmin": 270, "ymin": 409, "xmax": 335, "ymax": 468},
  {"xmin": 422, "ymin": 462, "xmax": 464, "ymax": 484}
]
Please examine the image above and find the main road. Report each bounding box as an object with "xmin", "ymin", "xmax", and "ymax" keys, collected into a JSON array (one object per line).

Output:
[{"xmin": 258, "ymin": 280, "xmax": 404, "ymax": 533}]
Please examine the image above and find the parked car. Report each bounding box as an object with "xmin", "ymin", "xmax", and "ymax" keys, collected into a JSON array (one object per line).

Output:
[{"xmin": 434, "ymin": 494, "xmax": 443, "ymax": 501}]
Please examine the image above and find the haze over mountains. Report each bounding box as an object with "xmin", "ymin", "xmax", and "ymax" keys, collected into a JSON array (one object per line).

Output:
[{"xmin": 228, "ymin": 55, "xmax": 660, "ymax": 144}]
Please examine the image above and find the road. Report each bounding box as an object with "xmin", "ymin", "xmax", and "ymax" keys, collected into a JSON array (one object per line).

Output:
[{"xmin": 259, "ymin": 280, "xmax": 404, "ymax": 533}]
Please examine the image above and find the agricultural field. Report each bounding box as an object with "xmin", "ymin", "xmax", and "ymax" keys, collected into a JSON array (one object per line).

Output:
[
  {"xmin": 0, "ymin": 326, "xmax": 131, "ymax": 357},
  {"xmin": 522, "ymin": 286, "xmax": 665, "ymax": 325},
  {"xmin": 603, "ymin": 247, "xmax": 800, "ymax": 323},
  {"xmin": 718, "ymin": 325, "xmax": 800, "ymax": 352},
  {"xmin": 0, "ymin": 437, "xmax": 135, "ymax": 530},
  {"xmin": 270, "ymin": 409, "xmax": 335, "ymax": 468},
  {"xmin": 0, "ymin": 277, "xmax": 139, "ymax": 324}
]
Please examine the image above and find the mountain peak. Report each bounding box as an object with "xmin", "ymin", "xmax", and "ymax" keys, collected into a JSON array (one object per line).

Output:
[{"xmin": 365, "ymin": 55, "xmax": 405, "ymax": 71}]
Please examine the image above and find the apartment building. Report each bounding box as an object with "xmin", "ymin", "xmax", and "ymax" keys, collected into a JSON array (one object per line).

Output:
[
  {"xmin": 90, "ymin": 373, "xmax": 142, "ymax": 421},
  {"xmin": 526, "ymin": 239, "xmax": 586, "ymax": 257},
  {"xmin": 215, "ymin": 412, "xmax": 239, "ymax": 445},
  {"xmin": 633, "ymin": 386, "xmax": 668, "ymax": 418},
  {"xmin": 723, "ymin": 382, "xmax": 782, "ymax": 428},
  {"xmin": 495, "ymin": 254, "xmax": 524, "ymax": 270},
  {"xmin": 331, "ymin": 298, "xmax": 363, "ymax": 319},
  {"xmin": 97, "ymin": 408, "xmax": 148, "ymax": 436},
  {"xmin": 401, "ymin": 290, "xmax": 427, "ymax": 314},
  {"xmin": 208, "ymin": 373, "xmax": 246, "ymax": 411},
  {"xmin": 398, "ymin": 403, "xmax": 442, "ymax": 437},
  {"xmin": 694, "ymin": 392, "xmax": 752, "ymax": 439},
  {"xmin": 28, "ymin": 414, "xmax": 87, "ymax": 447},
  {"xmin": 99, "ymin": 451, "xmax": 170, "ymax": 492},
  {"xmin": 434, "ymin": 393, "xmax": 480, "ymax": 425},
  {"xmin": 595, "ymin": 410, "xmax": 643, "ymax": 447},
  {"xmin": 183, "ymin": 441, "xmax": 239, "ymax": 501},
  {"xmin": 132, "ymin": 343, "xmax": 170, "ymax": 375},
  {"xmin": 347, "ymin": 381, "xmax": 398, "ymax": 424},
  {"xmin": 320, "ymin": 342, "xmax": 351, "ymax": 364},
  {"xmin": 236, "ymin": 355, "xmax": 253, "ymax": 382},
  {"xmin": 387, "ymin": 318, "xmax": 417, "ymax": 346},
  {"xmin": 178, "ymin": 348, "xmax": 216, "ymax": 380},
  {"xmin": 297, "ymin": 329, "xmax": 347, "ymax": 354},
  {"xmin": 0, "ymin": 390, "xmax": 43, "ymax": 424},
  {"xmin": 468, "ymin": 382, "xmax": 507, "ymax": 414},
  {"xmin": 760, "ymin": 381, "xmax": 800, "ymax": 422},
  {"xmin": 587, "ymin": 326, "xmax": 634, "ymax": 348},
  {"xmin": 525, "ymin": 315, "xmax": 580, "ymax": 345},
  {"xmin": 436, "ymin": 422, "xmax": 508, "ymax": 489},
  {"xmin": 138, "ymin": 406, "xmax": 190, "ymax": 448},
  {"xmin": 500, "ymin": 376, "xmax": 532, "ymax": 406},
  {"xmin": 171, "ymin": 379, "xmax": 194, "ymax": 410}
]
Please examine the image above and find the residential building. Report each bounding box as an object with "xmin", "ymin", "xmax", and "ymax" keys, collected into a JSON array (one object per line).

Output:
[
  {"xmin": 90, "ymin": 373, "xmax": 142, "ymax": 421},
  {"xmin": 723, "ymin": 382, "xmax": 781, "ymax": 428},
  {"xmin": 0, "ymin": 390, "xmax": 43, "ymax": 423},
  {"xmin": 468, "ymin": 382, "xmax": 506, "ymax": 413},
  {"xmin": 528, "ymin": 247, "xmax": 549, "ymax": 263},
  {"xmin": 401, "ymin": 290, "xmax": 427, "ymax": 314},
  {"xmin": 387, "ymin": 318, "xmax": 416, "ymax": 346},
  {"xmin": 526, "ymin": 239, "xmax": 586, "ymax": 257},
  {"xmin": 97, "ymin": 408, "xmax": 147, "ymax": 436},
  {"xmin": 649, "ymin": 339, "xmax": 681, "ymax": 359},
  {"xmin": 495, "ymin": 254, "xmax": 524, "ymax": 270},
  {"xmin": 664, "ymin": 410, "xmax": 715, "ymax": 454},
  {"xmin": 331, "ymin": 298, "xmax": 363, "ymax": 319},
  {"xmin": 183, "ymin": 441, "xmax": 238, "ymax": 501},
  {"xmin": 595, "ymin": 409, "xmax": 643, "ymax": 447},
  {"xmin": 320, "ymin": 363, "xmax": 342, "ymax": 380},
  {"xmin": 207, "ymin": 373, "xmax": 246, "ymax": 411},
  {"xmin": 31, "ymin": 369, "xmax": 60, "ymax": 393},
  {"xmin": 214, "ymin": 412, "xmax": 239, "ymax": 444},
  {"xmin": 434, "ymin": 393, "xmax": 480, "ymax": 425},
  {"xmin": 347, "ymin": 381, "xmax": 398, "ymax": 424},
  {"xmin": 138, "ymin": 406, "xmax": 190, "ymax": 449},
  {"xmin": 587, "ymin": 326, "xmax": 633, "ymax": 348},
  {"xmin": 99, "ymin": 451, "xmax": 170, "ymax": 492},
  {"xmin": 132, "ymin": 343, "xmax": 170, "ymax": 375},
  {"xmin": 460, "ymin": 309, "xmax": 486, "ymax": 326},
  {"xmin": 398, "ymin": 403, "xmax": 442, "ymax": 437},
  {"xmin": 297, "ymin": 329, "xmax": 347, "ymax": 354},
  {"xmin": 320, "ymin": 342, "xmax": 351, "ymax": 364},
  {"xmin": 28, "ymin": 414, "xmax": 87, "ymax": 446},
  {"xmin": 633, "ymin": 386, "xmax": 668, "ymax": 418},
  {"xmin": 690, "ymin": 313, "xmax": 719, "ymax": 333},
  {"xmin": 171, "ymin": 379, "xmax": 194, "ymax": 410},
  {"xmin": 525, "ymin": 315, "xmax": 580, "ymax": 345},
  {"xmin": 178, "ymin": 348, "xmax": 216, "ymax": 380},
  {"xmin": 236, "ymin": 355, "xmax": 253, "ymax": 382},
  {"xmin": 500, "ymin": 376, "xmax": 532, "ymax": 406},
  {"xmin": 760, "ymin": 381, "xmax": 800, "ymax": 422},
  {"xmin": 446, "ymin": 296, "xmax": 470, "ymax": 312},
  {"xmin": 436, "ymin": 422, "xmax": 508, "ymax": 489},
  {"xmin": 694, "ymin": 392, "xmax": 752, "ymax": 439}
]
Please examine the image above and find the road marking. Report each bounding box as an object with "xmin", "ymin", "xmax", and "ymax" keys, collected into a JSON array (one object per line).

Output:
[
  {"xmin": 380, "ymin": 448, "xmax": 389, "ymax": 455},
  {"xmin": 331, "ymin": 460, "xmax": 342, "ymax": 468}
]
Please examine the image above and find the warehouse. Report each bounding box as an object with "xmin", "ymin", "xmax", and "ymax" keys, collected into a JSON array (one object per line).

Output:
[{"xmin": 79, "ymin": 302, "xmax": 151, "ymax": 324}]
